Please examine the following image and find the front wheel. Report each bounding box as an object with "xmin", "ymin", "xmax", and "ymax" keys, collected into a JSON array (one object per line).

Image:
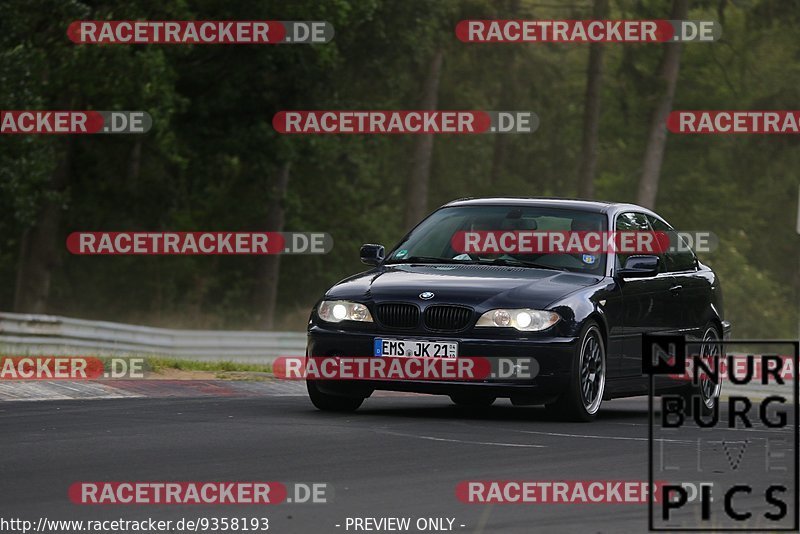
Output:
[
  {"xmin": 547, "ymin": 321, "xmax": 606, "ymax": 422},
  {"xmin": 307, "ymin": 380, "xmax": 364, "ymax": 412}
]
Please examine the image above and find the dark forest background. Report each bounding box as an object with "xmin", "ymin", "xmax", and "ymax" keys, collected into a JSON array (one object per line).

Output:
[{"xmin": 1, "ymin": 0, "xmax": 798, "ymax": 338}]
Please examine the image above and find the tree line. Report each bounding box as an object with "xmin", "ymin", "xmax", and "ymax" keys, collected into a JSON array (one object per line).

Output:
[{"xmin": 1, "ymin": 0, "xmax": 798, "ymax": 338}]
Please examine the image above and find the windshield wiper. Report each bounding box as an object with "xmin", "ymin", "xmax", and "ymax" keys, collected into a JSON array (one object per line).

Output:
[
  {"xmin": 482, "ymin": 257, "xmax": 569, "ymax": 271},
  {"xmin": 386, "ymin": 255, "xmax": 570, "ymax": 271},
  {"xmin": 385, "ymin": 256, "xmax": 464, "ymax": 265}
]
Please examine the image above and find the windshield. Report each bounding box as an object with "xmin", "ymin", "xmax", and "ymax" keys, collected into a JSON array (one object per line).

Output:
[{"xmin": 385, "ymin": 205, "xmax": 608, "ymax": 274}]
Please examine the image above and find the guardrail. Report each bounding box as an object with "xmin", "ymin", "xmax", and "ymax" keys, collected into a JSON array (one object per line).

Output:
[
  {"xmin": 0, "ymin": 312, "xmax": 792, "ymax": 396},
  {"xmin": 0, "ymin": 312, "xmax": 306, "ymax": 364}
]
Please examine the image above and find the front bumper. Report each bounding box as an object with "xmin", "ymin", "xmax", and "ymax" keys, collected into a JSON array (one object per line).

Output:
[{"xmin": 306, "ymin": 324, "xmax": 578, "ymax": 402}]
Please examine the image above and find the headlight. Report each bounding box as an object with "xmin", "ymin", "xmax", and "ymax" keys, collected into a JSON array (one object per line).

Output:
[
  {"xmin": 317, "ymin": 300, "xmax": 373, "ymax": 323},
  {"xmin": 476, "ymin": 309, "xmax": 560, "ymax": 331}
]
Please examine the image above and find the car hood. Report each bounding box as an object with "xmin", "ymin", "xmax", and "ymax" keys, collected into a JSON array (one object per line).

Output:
[{"xmin": 325, "ymin": 264, "xmax": 602, "ymax": 309}]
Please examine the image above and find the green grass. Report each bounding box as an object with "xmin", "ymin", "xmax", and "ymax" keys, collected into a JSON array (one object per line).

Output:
[{"xmin": 144, "ymin": 357, "xmax": 272, "ymax": 374}]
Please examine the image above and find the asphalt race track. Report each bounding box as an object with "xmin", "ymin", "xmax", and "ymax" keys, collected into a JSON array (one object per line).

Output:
[{"xmin": 1, "ymin": 386, "xmax": 797, "ymax": 534}]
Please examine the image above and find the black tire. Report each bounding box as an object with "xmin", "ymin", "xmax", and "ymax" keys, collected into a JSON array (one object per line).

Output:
[
  {"xmin": 680, "ymin": 324, "xmax": 722, "ymax": 417},
  {"xmin": 547, "ymin": 320, "xmax": 606, "ymax": 422},
  {"xmin": 307, "ymin": 380, "xmax": 364, "ymax": 412},
  {"xmin": 450, "ymin": 394, "xmax": 496, "ymax": 408}
]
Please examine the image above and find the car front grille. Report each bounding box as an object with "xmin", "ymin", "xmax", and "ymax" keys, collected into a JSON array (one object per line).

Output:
[
  {"xmin": 376, "ymin": 303, "xmax": 420, "ymax": 328},
  {"xmin": 423, "ymin": 305, "xmax": 473, "ymax": 331}
]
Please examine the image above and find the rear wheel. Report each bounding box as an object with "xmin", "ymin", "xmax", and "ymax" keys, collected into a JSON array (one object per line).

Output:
[
  {"xmin": 680, "ymin": 325, "xmax": 721, "ymax": 416},
  {"xmin": 548, "ymin": 321, "xmax": 606, "ymax": 422},
  {"xmin": 307, "ymin": 380, "xmax": 364, "ymax": 412},
  {"xmin": 450, "ymin": 394, "xmax": 496, "ymax": 408}
]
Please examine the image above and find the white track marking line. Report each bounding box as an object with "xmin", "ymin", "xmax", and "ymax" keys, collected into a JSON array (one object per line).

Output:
[
  {"xmin": 448, "ymin": 420, "xmax": 690, "ymax": 443},
  {"xmin": 505, "ymin": 428, "xmax": 693, "ymax": 444},
  {"xmin": 377, "ymin": 430, "xmax": 545, "ymax": 448}
]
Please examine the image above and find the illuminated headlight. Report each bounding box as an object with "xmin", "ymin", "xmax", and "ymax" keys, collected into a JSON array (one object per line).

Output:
[
  {"xmin": 476, "ymin": 309, "xmax": 560, "ymax": 331},
  {"xmin": 317, "ymin": 300, "xmax": 373, "ymax": 323}
]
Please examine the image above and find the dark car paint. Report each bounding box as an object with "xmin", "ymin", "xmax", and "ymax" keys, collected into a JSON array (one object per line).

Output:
[
  {"xmin": 326, "ymin": 264, "xmax": 601, "ymax": 313},
  {"xmin": 307, "ymin": 198, "xmax": 728, "ymax": 402}
]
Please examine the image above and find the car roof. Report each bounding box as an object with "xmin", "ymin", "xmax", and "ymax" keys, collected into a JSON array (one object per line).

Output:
[{"xmin": 442, "ymin": 197, "xmax": 653, "ymax": 215}]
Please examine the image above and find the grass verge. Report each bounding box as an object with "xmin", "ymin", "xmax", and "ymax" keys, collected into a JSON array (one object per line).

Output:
[{"xmin": 144, "ymin": 357, "xmax": 272, "ymax": 374}]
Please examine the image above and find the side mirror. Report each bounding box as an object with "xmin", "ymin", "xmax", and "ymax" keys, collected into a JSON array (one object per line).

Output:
[
  {"xmin": 617, "ymin": 255, "xmax": 660, "ymax": 278},
  {"xmin": 360, "ymin": 244, "xmax": 385, "ymax": 266}
]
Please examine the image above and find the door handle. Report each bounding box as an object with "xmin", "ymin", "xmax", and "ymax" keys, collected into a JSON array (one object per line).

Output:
[{"xmin": 669, "ymin": 284, "xmax": 683, "ymax": 294}]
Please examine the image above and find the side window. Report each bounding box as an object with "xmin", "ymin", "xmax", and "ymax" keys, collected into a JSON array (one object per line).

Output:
[
  {"xmin": 615, "ymin": 212, "xmax": 654, "ymax": 269},
  {"xmin": 646, "ymin": 215, "xmax": 696, "ymax": 272}
]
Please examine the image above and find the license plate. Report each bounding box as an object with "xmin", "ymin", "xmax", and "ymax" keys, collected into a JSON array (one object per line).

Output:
[{"xmin": 374, "ymin": 338, "xmax": 458, "ymax": 358}]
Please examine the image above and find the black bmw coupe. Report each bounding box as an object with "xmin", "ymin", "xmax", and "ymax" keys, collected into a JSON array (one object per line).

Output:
[{"xmin": 306, "ymin": 198, "xmax": 730, "ymax": 421}]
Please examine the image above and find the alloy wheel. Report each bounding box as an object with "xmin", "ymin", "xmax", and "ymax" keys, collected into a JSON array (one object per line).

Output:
[{"xmin": 579, "ymin": 327, "xmax": 606, "ymax": 415}]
